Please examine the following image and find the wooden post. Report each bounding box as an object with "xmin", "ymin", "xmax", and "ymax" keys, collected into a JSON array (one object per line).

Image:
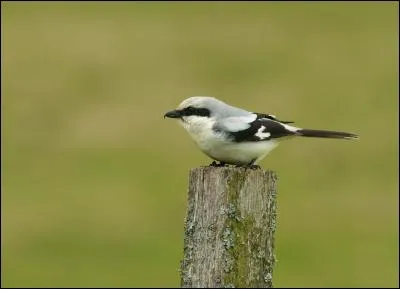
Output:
[{"xmin": 180, "ymin": 166, "xmax": 278, "ymax": 288}]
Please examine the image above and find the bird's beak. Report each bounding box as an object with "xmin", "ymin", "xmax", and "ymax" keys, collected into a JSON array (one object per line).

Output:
[{"xmin": 164, "ymin": 109, "xmax": 182, "ymax": 119}]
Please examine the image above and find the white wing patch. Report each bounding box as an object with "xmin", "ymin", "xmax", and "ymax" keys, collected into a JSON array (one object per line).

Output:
[
  {"xmin": 216, "ymin": 114, "xmax": 257, "ymax": 132},
  {"xmin": 255, "ymin": 126, "xmax": 271, "ymax": 140},
  {"xmin": 282, "ymin": 123, "xmax": 300, "ymax": 132}
]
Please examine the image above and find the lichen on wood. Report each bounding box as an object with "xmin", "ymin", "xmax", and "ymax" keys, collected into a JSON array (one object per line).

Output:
[{"xmin": 180, "ymin": 166, "xmax": 278, "ymax": 288}]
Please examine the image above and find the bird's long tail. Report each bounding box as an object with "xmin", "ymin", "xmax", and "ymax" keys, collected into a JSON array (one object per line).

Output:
[{"xmin": 296, "ymin": 129, "xmax": 359, "ymax": 140}]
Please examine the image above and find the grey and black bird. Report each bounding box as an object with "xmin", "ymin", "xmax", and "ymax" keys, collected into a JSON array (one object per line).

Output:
[{"xmin": 164, "ymin": 96, "xmax": 359, "ymax": 167}]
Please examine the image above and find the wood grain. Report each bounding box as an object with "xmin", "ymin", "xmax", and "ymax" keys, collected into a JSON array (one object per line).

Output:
[{"xmin": 180, "ymin": 166, "xmax": 278, "ymax": 288}]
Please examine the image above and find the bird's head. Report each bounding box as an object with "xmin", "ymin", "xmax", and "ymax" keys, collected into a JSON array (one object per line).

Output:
[{"xmin": 164, "ymin": 96, "xmax": 222, "ymax": 123}]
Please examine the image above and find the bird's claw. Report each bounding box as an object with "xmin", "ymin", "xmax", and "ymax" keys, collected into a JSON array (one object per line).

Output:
[
  {"xmin": 235, "ymin": 164, "xmax": 260, "ymax": 170},
  {"xmin": 247, "ymin": 164, "xmax": 261, "ymax": 170},
  {"xmin": 234, "ymin": 159, "xmax": 260, "ymax": 170},
  {"xmin": 209, "ymin": 160, "xmax": 259, "ymax": 169}
]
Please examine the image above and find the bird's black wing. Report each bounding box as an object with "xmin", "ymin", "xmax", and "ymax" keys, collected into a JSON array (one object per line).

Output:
[
  {"xmin": 254, "ymin": 113, "xmax": 294, "ymax": 124},
  {"xmin": 214, "ymin": 116, "xmax": 297, "ymax": 143}
]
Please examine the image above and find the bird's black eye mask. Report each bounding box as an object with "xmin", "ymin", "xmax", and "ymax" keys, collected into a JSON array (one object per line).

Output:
[
  {"xmin": 180, "ymin": 106, "xmax": 211, "ymax": 117},
  {"xmin": 164, "ymin": 106, "xmax": 210, "ymax": 119}
]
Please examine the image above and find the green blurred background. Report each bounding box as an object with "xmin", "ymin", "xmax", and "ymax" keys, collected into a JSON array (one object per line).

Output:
[{"xmin": 1, "ymin": 2, "xmax": 398, "ymax": 288}]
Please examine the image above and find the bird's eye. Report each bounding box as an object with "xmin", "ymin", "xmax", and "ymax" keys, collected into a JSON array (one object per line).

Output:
[
  {"xmin": 184, "ymin": 106, "xmax": 198, "ymax": 115},
  {"xmin": 182, "ymin": 106, "xmax": 210, "ymax": 117}
]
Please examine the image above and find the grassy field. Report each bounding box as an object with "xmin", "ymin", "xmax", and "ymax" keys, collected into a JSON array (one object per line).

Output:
[{"xmin": 1, "ymin": 2, "xmax": 398, "ymax": 288}]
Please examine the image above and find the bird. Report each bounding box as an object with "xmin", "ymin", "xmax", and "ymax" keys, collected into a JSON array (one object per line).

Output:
[{"xmin": 164, "ymin": 96, "xmax": 358, "ymax": 168}]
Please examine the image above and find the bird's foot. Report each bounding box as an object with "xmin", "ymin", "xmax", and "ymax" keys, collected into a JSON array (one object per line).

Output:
[
  {"xmin": 235, "ymin": 164, "xmax": 260, "ymax": 170},
  {"xmin": 235, "ymin": 159, "xmax": 260, "ymax": 170},
  {"xmin": 248, "ymin": 164, "xmax": 261, "ymax": 170},
  {"xmin": 209, "ymin": 161, "xmax": 227, "ymax": 167}
]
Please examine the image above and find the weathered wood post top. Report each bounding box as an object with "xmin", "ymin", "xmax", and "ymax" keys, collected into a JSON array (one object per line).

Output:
[{"xmin": 180, "ymin": 166, "xmax": 278, "ymax": 288}]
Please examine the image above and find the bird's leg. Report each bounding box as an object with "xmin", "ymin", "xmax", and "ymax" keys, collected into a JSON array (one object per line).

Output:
[{"xmin": 248, "ymin": 159, "xmax": 260, "ymax": 170}]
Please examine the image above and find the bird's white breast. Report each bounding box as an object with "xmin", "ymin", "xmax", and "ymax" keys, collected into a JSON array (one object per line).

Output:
[{"xmin": 180, "ymin": 116, "xmax": 220, "ymax": 154}]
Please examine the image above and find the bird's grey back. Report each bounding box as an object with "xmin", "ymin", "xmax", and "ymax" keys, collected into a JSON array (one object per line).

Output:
[{"xmin": 183, "ymin": 96, "xmax": 252, "ymax": 119}]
